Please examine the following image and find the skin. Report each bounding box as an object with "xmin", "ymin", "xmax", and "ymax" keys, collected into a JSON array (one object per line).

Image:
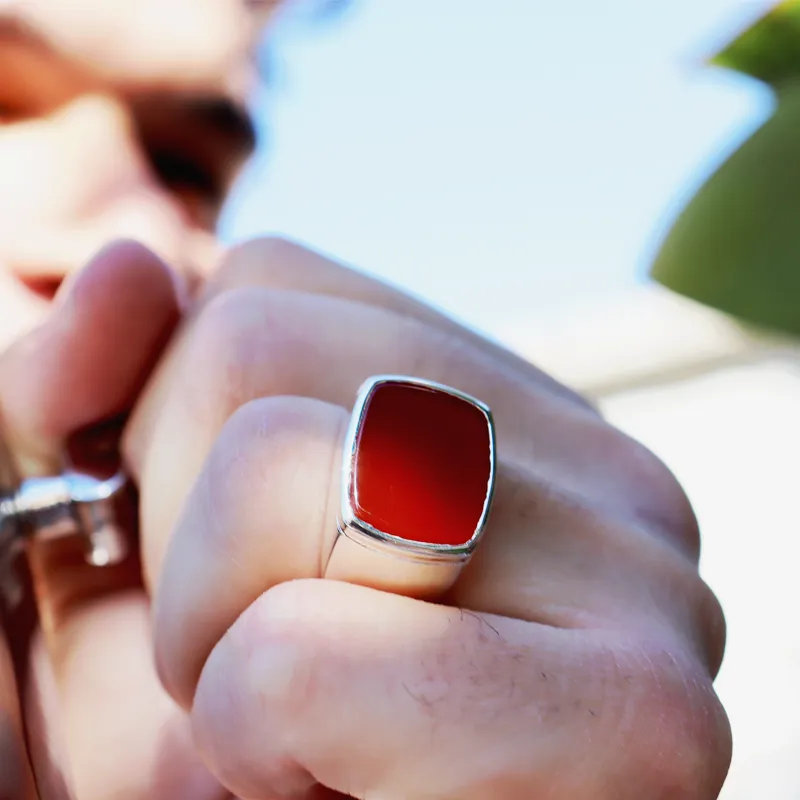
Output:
[
  {"xmin": 0, "ymin": 1, "xmax": 273, "ymax": 796},
  {"xmin": 0, "ymin": 238, "xmax": 733, "ymax": 800},
  {"xmin": 0, "ymin": 3, "xmax": 732, "ymax": 798},
  {"xmin": 127, "ymin": 238, "xmax": 731, "ymax": 799},
  {"xmin": 0, "ymin": 0, "xmax": 263, "ymax": 347}
]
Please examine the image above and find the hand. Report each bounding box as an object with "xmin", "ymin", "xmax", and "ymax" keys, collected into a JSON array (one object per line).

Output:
[
  {"xmin": 125, "ymin": 238, "xmax": 732, "ymax": 799},
  {"xmin": 0, "ymin": 242, "xmax": 227, "ymax": 799}
]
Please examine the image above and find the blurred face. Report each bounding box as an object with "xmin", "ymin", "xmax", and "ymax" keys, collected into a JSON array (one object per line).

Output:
[{"xmin": 0, "ymin": 0, "xmax": 269, "ymax": 344}]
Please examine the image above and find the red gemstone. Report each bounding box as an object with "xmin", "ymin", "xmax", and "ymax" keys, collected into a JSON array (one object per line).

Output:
[{"xmin": 351, "ymin": 381, "xmax": 492, "ymax": 547}]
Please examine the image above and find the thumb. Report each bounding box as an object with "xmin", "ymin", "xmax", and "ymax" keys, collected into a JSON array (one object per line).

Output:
[
  {"xmin": 0, "ymin": 239, "xmax": 182, "ymax": 474},
  {"xmin": 0, "ymin": 239, "xmax": 182, "ymax": 630},
  {"xmin": 0, "ymin": 240, "xmax": 184, "ymax": 799}
]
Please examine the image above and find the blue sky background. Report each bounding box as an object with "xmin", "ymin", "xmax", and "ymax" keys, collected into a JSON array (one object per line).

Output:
[{"xmin": 220, "ymin": 0, "xmax": 774, "ymax": 343}]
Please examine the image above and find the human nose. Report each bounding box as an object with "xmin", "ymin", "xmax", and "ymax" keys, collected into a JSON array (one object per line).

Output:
[{"xmin": 1, "ymin": 94, "xmax": 212, "ymax": 287}]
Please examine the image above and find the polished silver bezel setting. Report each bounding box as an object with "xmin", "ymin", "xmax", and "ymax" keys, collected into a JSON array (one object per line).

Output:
[{"xmin": 338, "ymin": 375, "xmax": 496, "ymax": 564}]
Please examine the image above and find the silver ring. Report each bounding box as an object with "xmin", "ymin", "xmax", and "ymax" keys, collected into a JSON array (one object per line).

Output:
[
  {"xmin": 325, "ymin": 375, "xmax": 497, "ymax": 599},
  {"xmin": 0, "ymin": 435, "xmax": 130, "ymax": 607}
]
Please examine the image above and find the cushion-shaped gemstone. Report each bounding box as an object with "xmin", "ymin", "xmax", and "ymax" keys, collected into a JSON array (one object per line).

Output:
[{"xmin": 351, "ymin": 381, "xmax": 492, "ymax": 547}]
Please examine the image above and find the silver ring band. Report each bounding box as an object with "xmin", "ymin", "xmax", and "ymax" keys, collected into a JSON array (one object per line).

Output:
[{"xmin": 0, "ymin": 435, "xmax": 130, "ymax": 607}]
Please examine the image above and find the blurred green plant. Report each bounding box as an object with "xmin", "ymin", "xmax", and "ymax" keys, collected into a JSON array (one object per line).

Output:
[{"xmin": 651, "ymin": 0, "xmax": 800, "ymax": 336}]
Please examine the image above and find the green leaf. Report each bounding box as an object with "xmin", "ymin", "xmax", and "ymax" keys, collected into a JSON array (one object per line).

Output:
[
  {"xmin": 711, "ymin": 0, "xmax": 800, "ymax": 88},
  {"xmin": 650, "ymin": 82, "xmax": 800, "ymax": 337}
]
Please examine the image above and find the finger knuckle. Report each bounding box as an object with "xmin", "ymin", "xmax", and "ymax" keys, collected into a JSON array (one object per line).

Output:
[
  {"xmin": 193, "ymin": 582, "xmax": 326, "ymax": 797},
  {"xmin": 219, "ymin": 235, "xmax": 305, "ymax": 285},
  {"xmin": 635, "ymin": 555, "xmax": 728, "ymax": 683},
  {"xmin": 595, "ymin": 423, "xmax": 700, "ymax": 556},
  {"xmin": 200, "ymin": 395, "xmax": 332, "ymax": 558},
  {"xmin": 184, "ymin": 288, "xmax": 288, "ymax": 426},
  {"xmin": 662, "ymin": 563, "xmax": 728, "ymax": 678},
  {"xmin": 622, "ymin": 647, "xmax": 732, "ymax": 798},
  {"xmin": 239, "ymin": 580, "xmax": 327, "ymax": 721},
  {"xmin": 194, "ymin": 627, "xmax": 315, "ymax": 798},
  {"xmin": 187, "ymin": 288, "xmax": 257, "ymax": 408}
]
